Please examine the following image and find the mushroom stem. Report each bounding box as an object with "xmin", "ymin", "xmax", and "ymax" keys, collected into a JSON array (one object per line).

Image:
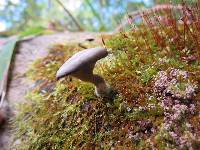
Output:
[
  {"xmin": 73, "ymin": 73, "xmax": 111, "ymax": 97},
  {"xmin": 92, "ymin": 74, "xmax": 111, "ymax": 97},
  {"xmin": 91, "ymin": 74, "xmax": 105, "ymax": 86}
]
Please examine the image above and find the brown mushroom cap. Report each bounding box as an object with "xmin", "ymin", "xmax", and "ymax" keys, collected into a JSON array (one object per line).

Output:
[{"xmin": 56, "ymin": 47, "xmax": 108, "ymax": 80}]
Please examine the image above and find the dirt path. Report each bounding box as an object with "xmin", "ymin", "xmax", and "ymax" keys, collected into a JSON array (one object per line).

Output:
[{"xmin": 1, "ymin": 31, "xmax": 103, "ymax": 150}]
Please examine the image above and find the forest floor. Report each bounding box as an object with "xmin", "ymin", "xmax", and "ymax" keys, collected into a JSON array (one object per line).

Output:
[{"xmin": 0, "ymin": 31, "xmax": 103, "ymax": 150}]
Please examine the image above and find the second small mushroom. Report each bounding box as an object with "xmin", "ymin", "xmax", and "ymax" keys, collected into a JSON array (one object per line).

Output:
[{"xmin": 56, "ymin": 47, "xmax": 111, "ymax": 97}]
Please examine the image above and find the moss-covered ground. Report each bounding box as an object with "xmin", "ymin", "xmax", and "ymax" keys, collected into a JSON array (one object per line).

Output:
[{"xmin": 13, "ymin": 6, "xmax": 200, "ymax": 150}]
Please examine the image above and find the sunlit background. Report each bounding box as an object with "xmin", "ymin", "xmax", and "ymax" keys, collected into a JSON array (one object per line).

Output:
[
  {"xmin": 0, "ymin": 0, "xmax": 154, "ymax": 33},
  {"xmin": 0, "ymin": 0, "xmax": 193, "ymax": 33}
]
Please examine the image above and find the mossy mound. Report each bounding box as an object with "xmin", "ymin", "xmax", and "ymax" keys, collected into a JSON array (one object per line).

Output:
[{"xmin": 13, "ymin": 12, "xmax": 200, "ymax": 149}]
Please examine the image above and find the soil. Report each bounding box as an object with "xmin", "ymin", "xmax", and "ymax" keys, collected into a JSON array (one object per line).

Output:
[{"xmin": 0, "ymin": 31, "xmax": 103, "ymax": 150}]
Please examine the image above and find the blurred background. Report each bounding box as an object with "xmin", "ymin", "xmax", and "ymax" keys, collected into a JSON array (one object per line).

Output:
[{"xmin": 0, "ymin": 0, "xmax": 196, "ymax": 35}]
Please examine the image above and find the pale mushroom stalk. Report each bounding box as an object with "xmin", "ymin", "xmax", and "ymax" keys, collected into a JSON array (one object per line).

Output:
[
  {"xmin": 56, "ymin": 47, "xmax": 111, "ymax": 97},
  {"xmin": 73, "ymin": 72, "xmax": 110, "ymax": 97},
  {"xmin": 92, "ymin": 74, "xmax": 111, "ymax": 97}
]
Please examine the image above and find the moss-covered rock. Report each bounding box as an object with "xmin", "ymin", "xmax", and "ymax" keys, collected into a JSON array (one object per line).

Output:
[{"xmin": 13, "ymin": 7, "xmax": 200, "ymax": 149}]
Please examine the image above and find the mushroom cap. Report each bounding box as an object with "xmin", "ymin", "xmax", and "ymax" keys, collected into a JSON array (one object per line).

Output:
[{"xmin": 56, "ymin": 47, "xmax": 108, "ymax": 80}]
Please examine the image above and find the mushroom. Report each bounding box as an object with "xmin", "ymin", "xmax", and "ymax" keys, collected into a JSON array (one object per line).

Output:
[{"xmin": 56, "ymin": 47, "xmax": 111, "ymax": 97}]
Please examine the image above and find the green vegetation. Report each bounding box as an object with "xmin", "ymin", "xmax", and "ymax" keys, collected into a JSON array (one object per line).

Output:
[
  {"xmin": 13, "ymin": 4, "xmax": 200, "ymax": 150},
  {"xmin": 0, "ymin": 0, "xmax": 149, "ymax": 34}
]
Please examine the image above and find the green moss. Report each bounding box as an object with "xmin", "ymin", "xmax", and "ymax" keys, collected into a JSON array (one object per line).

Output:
[{"xmin": 140, "ymin": 66, "xmax": 158, "ymax": 84}]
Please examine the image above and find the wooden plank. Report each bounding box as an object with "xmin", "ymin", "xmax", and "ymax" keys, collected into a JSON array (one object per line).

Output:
[{"xmin": 0, "ymin": 36, "xmax": 19, "ymax": 107}]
